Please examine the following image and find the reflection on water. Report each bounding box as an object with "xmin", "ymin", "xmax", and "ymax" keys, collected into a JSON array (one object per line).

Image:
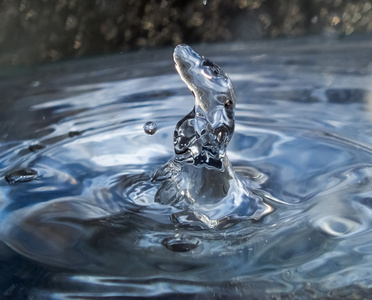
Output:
[{"xmin": 1, "ymin": 36, "xmax": 372, "ymax": 298}]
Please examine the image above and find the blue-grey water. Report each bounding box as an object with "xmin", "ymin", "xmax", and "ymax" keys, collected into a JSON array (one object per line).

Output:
[{"xmin": 1, "ymin": 36, "xmax": 372, "ymax": 299}]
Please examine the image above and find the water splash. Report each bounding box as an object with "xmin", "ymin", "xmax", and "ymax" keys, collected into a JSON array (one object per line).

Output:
[{"xmin": 130, "ymin": 44, "xmax": 271, "ymax": 226}]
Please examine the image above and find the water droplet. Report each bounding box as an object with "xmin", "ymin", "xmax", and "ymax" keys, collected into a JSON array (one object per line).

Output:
[
  {"xmin": 203, "ymin": 0, "xmax": 207, "ymax": 5},
  {"xmin": 162, "ymin": 235, "xmax": 200, "ymax": 252},
  {"xmin": 143, "ymin": 121, "xmax": 157, "ymax": 135},
  {"xmin": 5, "ymin": 168, "xmax": 38, "ymax": 184},
  {"xmin": 311, "ymin": 16, "xmax": 318, "ymax": 24},
  {"xmin": 29, "ymin": 144, "xmax": 46, "ymax": 152},
  {"xmin": 68, "ymin": 130, "xmax": 82, "ymax": 138},
  {"xmin": 31, "ymin": 81, "xmax": 41, "ymax": 87}
]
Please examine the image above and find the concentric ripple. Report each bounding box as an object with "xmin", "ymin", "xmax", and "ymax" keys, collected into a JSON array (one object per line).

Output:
[{"xmin": 1, "ymin": 37, "xmax": 372, "ymax": 298}]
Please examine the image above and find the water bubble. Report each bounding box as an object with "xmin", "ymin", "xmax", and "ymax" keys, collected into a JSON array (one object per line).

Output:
[
  {"xmin": 162, "ymin": 235, "xmax": 200, "ymax": 252},
  {"xmin": 143, "ymin": 121, "xmax": 157, "ymax": 135},
  {"xmin": 5, "ymin": 168, "xmax": 38, "ymax": 184}
]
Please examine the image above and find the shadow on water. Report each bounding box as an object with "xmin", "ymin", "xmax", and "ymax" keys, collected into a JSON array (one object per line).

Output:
[{"xmin": 1, "ymin": 36, "xmax": 372, "ymax": 298}]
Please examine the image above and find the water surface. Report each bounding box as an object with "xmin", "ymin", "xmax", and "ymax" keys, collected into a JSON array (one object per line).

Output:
[{"xmin": 1, "ymin": 36, "xmax": 372, "ymax": 299}]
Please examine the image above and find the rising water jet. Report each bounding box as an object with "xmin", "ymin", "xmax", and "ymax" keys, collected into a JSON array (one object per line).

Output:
[{"xmin": 149, "ymin": 44, "xmax": 271, "ymax": 226}]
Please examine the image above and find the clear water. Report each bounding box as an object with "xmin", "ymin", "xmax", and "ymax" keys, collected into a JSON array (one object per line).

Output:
[{"xmin": 1, "ymin": 36, "xmax": 372, "ymax": 299}]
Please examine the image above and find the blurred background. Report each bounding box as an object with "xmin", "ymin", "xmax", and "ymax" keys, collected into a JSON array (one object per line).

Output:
[{"xmin": 1, "ymin": 0, "xmax": 372, "ymax": 67}]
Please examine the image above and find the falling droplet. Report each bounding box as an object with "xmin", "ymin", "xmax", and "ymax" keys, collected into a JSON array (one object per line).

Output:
[
  {"xmin": 5, "ymin": 168, "xmax": 38, "ymax": 184},
  {"xmin": 162, "ymin": 235, "xmax": 200, "ymax": 252},
  {"xmin": 143, "ymin": 121, "xmax": 157, "ymax": 135},
  {"xmin": 203, "ymin": 0, "xmax": 207, "ymax": 5}
]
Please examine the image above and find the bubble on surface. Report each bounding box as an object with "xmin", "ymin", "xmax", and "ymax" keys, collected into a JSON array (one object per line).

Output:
[
  {"xmin": 162, "ymin": 234, "xmax": 200, "ymax": 252},
  {"xmin": 143, "ymin": 121, "xmax": 157, "ymax": 135},
  {"xmin": 5, "ymin": 168, "xmax": 38, "ymax": 184}
]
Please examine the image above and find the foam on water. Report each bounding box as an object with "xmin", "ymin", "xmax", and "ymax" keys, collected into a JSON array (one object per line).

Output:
[{"xmin": 1, "ymin": 36, "xmax": 372, "ymax": 298}]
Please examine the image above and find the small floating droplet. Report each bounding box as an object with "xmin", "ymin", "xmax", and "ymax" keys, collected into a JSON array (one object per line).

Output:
[
  {"xmin": 29, "ymin": 143, "xmax": 46, "ymax": 152},
  {"xmin": 31, "ymin": 81, "xmax": 41, "ymax": 87},
  {"xmin": 203, "ymin": 0, "xmax": 207, "ymax": 5},
  {"xmin": 5, "ymin": 168, "xmax": 38, "ymax": 184},
  {"xmin": 143, "ymin": 121, "xmax": 157, "ymax": 135},
  {"xmin": 162, "ymin": 235, "xmax": 200, "ymax": 252}
]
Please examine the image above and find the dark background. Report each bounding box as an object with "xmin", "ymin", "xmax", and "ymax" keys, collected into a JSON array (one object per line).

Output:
[{"xmin": 1, "ymin": 0, "xmax": 372, "ymax": 67}]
